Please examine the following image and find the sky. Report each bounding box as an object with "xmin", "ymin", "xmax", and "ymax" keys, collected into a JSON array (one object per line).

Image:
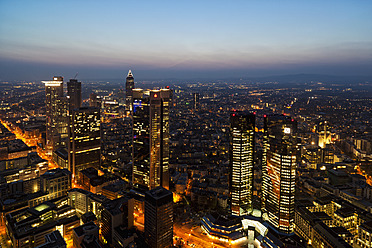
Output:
[{"xmin": 0, "ymin": 0, "xmax": 371, "ymax": 81}]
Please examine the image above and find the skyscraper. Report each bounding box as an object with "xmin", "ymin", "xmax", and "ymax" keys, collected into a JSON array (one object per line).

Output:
[
  {"xmin": 144, "ymin": 186, "xmax": 173, "ymax": 248},
  {"xmin": 262, "ymin": 114, "xmax": 298, "ymax": 234},
  {"xmin": 42, "ymin": 76, "xmax": 68, "ymax": 154},
  {"xmin": 193, "ymin": 92, "xmax": 199, "ymax": 110},
  {"xmin": 132, "ymin": 89, "xmax": 150, "ymax": 191},
  {"xmin": 68, "ymin": 107, "xmax": 101, "ymax": 181},
  {"xmin": 229, "ymin": 111, "xmax": 255, "ymax": 216},
  {"xmin": 132, "ymin": 88, "xmax": 171, "ymax": 191},
  {"xmin": 125, "ymin": 70, "xmax": 134, "ymax": 113},
  {"xmin": 67, "ymin": 79, "xmax": 82, "ymax": 112}
]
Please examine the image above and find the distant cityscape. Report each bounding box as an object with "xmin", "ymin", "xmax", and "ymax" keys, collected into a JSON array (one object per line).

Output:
[{"xmin": 0, "ymin": 72, "xmax": 371, "ymax": 248}]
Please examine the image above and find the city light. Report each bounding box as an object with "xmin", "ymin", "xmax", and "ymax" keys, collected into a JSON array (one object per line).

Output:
[{"xmin": 1, "ymin": 61, "xmax": 371, "ymax": 248}]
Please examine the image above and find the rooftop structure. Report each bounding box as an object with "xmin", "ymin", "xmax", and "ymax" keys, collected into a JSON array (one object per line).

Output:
[{"xmin": 35, "ymin": 230, "xmax": 67, "ymax": 248}]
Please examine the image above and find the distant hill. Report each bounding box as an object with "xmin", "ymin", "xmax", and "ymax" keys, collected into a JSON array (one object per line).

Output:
[
  {"xmin": 76, "ymin": 73, "xmax": 372, "ymax": 86},
  {"xmin": 244, "ymin": 74, "xmax": 372, "ymax": 85}
]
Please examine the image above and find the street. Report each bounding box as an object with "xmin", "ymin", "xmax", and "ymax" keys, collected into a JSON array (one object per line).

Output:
[{"xmin": 173, "ymin": 221, "xmax": 247, "ymax": 248}]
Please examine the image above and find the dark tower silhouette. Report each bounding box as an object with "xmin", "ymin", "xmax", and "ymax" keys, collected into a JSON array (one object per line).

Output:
[{"xmin": 67, "ymin": 79, "xmax": 82, "ymax": 112}]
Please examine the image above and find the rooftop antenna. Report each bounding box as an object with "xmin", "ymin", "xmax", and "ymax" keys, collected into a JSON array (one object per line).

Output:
[{"xmin": 73, "ymin": 72, "xmax": 78, "ymax": 79}]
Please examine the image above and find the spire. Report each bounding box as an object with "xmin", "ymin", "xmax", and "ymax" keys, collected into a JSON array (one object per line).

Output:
[{"xmin": 127, "ymin": 70, "xmax": 133, "ymax": 78}]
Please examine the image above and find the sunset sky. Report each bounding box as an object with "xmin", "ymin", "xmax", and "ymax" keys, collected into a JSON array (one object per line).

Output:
[{"xmin": 1, "ymin": 1, "xmax": 371, "ymax": 80}]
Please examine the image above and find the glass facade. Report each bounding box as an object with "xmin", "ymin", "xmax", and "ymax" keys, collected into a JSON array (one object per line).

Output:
[
  {"xmin": 262, "ymin": 114, "xmax": 298, "ymax": 234},
  {"xmin": 43, "ymin": 77, "xmax": 68, "ymax": 154},
  {"xmin": 68, "ymin": 107, "xmax": 101, "ymax": 180},
  {"xmin": 229, "ymin": 112, "xmax": 255, "ymax": 216},
  {"xmin": 132, "ymin": 89, "xmax": 171, "ymax": 191},
  {"xmin": 132, "ymin": 89, "xmax": 150, "ymax": 190}
]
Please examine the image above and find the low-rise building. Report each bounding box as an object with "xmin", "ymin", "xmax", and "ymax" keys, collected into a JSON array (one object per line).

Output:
[
  {"xmin": 201, "ymin": 213, "xmax": 243, "ymax": 242},
  {"xmin": 101, "ymin": 196, "xmax": 134, "ymax": 245},
  {"xmin": 35, "ymin": 230, "xmax": 66, "ymax": 248},
  {"xmin": 79, "ymin": 167, "xmax": 119, "ymax": 194},
  {"xmin": 73, "ymin": 222, "xmax": 101, "ymax": 248},
  {"xmin": 354, "ymin": 220, "xmax": 372, "ymax": 248},
  {"xmin": 334, "ymin": 207, "xmax": 358, "ymax": 235},
  {"xmin": 68, "ymin": 188, "xmax": 108, "ymax": 219},
  {"xmin": 6, "ymin": 197, "xmax": 79, "ymax": 248},
  {"xmin": 312, "ymin": 222, "xmax": 353, "ymax": 248},
  {"xmin": 52, "ymin": 148, "xmax": 68, "ymax": 169}
]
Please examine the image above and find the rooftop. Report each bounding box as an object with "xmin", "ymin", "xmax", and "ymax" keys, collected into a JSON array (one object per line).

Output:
[
  {"xmin": 73, "ymin": 221, "xmax": 99, "ymax": 238},
  {"xmin": 103, "ymin": 197, "xmax": 130, "ymax": 216},
  {"xmin": 361, "ymin": 220, "xmax": 372, "ymax": 233},
  {"xmin": 335, "ymin": 207, "xmax": 355, "ymax": 218},
  {"xmin": 145, "ymin": 186, "xmax": 172, "ymax": 200},
  {"xmin": 35, "ymin": 230, "xmax": 67, "ymax": 248},
  {"xmin": 41, "ymin": 168, "xmax": 71, "ymax": 179},
  {"xmin": 312, "ymin": 212, "xmax": 332, "ymax": 221}
]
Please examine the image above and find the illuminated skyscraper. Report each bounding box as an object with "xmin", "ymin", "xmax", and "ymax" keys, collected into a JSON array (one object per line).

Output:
[
  {"xmin": 67, "ymin": 79, "xmax": 82, "ymax": 112},
  {"xmin": 193, "ymin": 92, "xmax": 199, "ymax": 110},
  {"xmin": 145, "ymin": 186, "xmax": 173, "ymax": 248},
  {"xmin": 125, "ymin": 70, "xmax": 134, "ymax": 113},
  {"xmin": 42, "ymin": 76, "xmax": 68, "ymax": 154},
  {"xmin": 68, "ymin": 107, "xmax": 101, "ymax": 181},
  {"xmin": 132, "ymin": 88, "xmax": 171, "ymax": 191},
  {"xmin": 229, "ymin": 111, "xmax": 255, "ymax": 216},
  {"xmin": 262, "ymin": 114, "xmax": 298, "ymax": 234},
  {"xmin": 132, "ymin": 89, "xmax": 150, "ymax": 191}
]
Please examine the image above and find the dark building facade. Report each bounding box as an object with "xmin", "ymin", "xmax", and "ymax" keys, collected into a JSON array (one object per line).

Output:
[
  {"xmin": 101, "ymin": 197, "xmax": 134, "ymax": 245},
  {"xmin": 262, "ymin": 114, "xmax": 298, "ymax": 234},
  {"xmin": 67, "ymin": 79, "xmax": 82, "ymax": 112},
  {"xmin": 229, "ymin": 111, "xmax": 255, "ymax": 216},
  {"xmin": 145, "ymin": 187, "xmax": 173, "ymax": 248}
]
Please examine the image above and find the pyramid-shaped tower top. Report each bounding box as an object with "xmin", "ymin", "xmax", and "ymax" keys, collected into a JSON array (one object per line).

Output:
[{"xmin": 127, "ymin": 70, "xmax": 133, "ymax": 78}]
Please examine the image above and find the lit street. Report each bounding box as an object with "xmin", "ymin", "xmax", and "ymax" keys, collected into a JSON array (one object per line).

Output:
[{"xmin": 173, "ymin": 222, "xmax": 247, "ymax": 248}]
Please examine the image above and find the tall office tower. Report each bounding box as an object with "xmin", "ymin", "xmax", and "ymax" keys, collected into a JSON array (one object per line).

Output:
[
  {"xmin": 145, "ymin": 186, "xmax": 173, "ymax": 248},
  {"xmin": 42, "ymin": 76, "xmax": 68, "ymax": 154},
  {"xmin": 262, "ymin": 114, "xmax": 298, "ymax": 234},
  {"xmin": 125, "ymin": 70, "xmax": 134, "ymax": 113},
  {"xmin": 132, "ymin": 88, "xmax": 171, "ymax": 191},
  {"xmin": 193, "ymin": 92, "xmax": 199, "ymax": 110},
  {"xmin": 229, "ymin": 111, "xmax": 255, "ymax": 216},
  {"xmin": 68, "ymin": 107, "xmax": 101, "ymax": 181},
  {"xmin": 67, "ymin": 79, "xmax": 82, "ymax": 111}
]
